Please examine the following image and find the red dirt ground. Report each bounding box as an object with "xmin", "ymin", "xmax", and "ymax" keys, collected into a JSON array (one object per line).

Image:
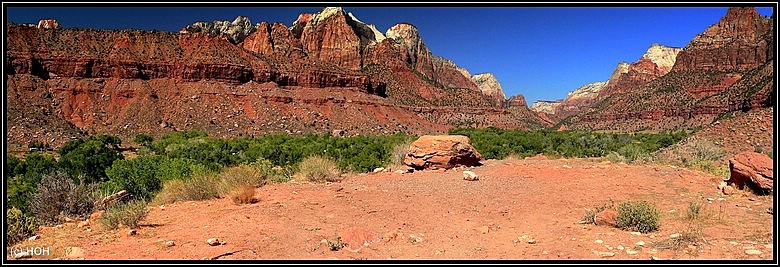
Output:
[{"xmin": 7, "ymin": 157, "xmax": 775, "ymax": 261}]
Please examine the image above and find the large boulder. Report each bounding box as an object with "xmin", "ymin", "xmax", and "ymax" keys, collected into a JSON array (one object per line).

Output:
[
  {"xmin": 403, "ymin": 135, "xmax": 483, "ymax": 170},
  {"xmin": 727, "ymin": 152, "xmax": 773, "ymax": 194}
]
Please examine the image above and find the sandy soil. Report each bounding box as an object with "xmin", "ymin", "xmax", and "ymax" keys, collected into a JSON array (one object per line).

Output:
[{"xmin": 6, "ymin": 157, "xmax": 775, "ymax": 261}]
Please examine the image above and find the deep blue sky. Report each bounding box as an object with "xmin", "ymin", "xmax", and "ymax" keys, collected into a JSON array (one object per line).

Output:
[{"xmin": 5, "ymin": 6, "xmax": 774, "ymax": 105}]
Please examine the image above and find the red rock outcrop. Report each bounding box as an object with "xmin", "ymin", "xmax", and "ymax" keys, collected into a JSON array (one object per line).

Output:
[
  {"xmin": 673, "ymin": 7, "xmax": 773, "ymax": 72},
  {"xmin": 299, "ymin": 7, "xmax": 365, "ymax": 70},
  {"xmin": 37, "ymin": 19, "xmax": 60, "ymax": 29},
  {"xmin": 403, "ymin": 135, "xmax": 483, "ymax": 170},
  {"xmin": 728, "ymin": 152, "xmax": 773, "ymax": 194},
  {"xmin": 506, "ymin": 94, "xmax": 527, "ymax": 108}
]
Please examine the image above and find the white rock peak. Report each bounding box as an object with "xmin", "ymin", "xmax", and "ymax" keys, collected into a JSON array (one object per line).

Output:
[
  {"xmin": 471, "ymin": 73, "xmax": 506, "ymax": 100},
  {"xmin": 642, "ymin": 43, "xmax": 681, "ymax": 69},
  {"xmin": 566, "ymin": 81, "xmax": 607, "ymax": 100}
]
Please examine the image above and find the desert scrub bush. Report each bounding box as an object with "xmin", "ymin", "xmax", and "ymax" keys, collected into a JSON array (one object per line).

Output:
[
  {"xmin": 99, "ymin": 199, "xmax": 148, "ymax": 229},
  {"xmin": 689, "ymin": 139, "xmax": 725, "ymax": 162},
  {"xmin": 297, "ymin": 155, "xmax": 341, "ymax": 182},
  {"xmin": 228, "ymin": 184, "xmax": 257, "ymax": 204},
  {"xmin": 325, "ymin": 233, "xmax": 345, "ymax": 251},
  {"xmin": 605, "ymin": 151, "xmax": 626, "ymax": 163},
  {"xmin": 581, "ymin": 201, "xmax": 615, "ymax": 224},
  {"xmin": 616, "ymin": 200, "xmax": 660, "ymax": 233},
  {"xmin": 686, "ymin": 201, "xmax": 704, "ymax": 221},
  {"xmin": 687, "ymin": 160, "xmax": 730, "ymax": 179},
  {"xmin": 153, "ymin": 173, "xmax": 221, "ymax": 205},
  {"xmin": 28, "ymin": 172, "xmax": 99, "ymax": 226},
  {"xmin": 389, "ymin": 137, "xmax": 415, "ymax": 166},
  {"xmin": 218, "ymin": 164, "xmax": 265, "ymax": 192},
  {"xmin": 250, "ymin": 158, "xmax": 293, "ymax": 183},
  {"xmin": 7, "ymin": 207, "xmax": 37, "ymax": 246}
]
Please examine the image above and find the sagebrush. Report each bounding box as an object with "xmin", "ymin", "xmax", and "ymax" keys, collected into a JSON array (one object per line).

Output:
[{"xmin": 616, "ymin": 200, "xmax": 660, "ymax": 233}]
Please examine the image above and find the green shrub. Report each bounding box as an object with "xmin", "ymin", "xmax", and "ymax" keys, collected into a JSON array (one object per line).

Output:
[
  {"xmin": 28, "ymin": 172, "xmax": 98, "ymax": 226},
  {"xmin": 768, "ymin": 151, "xmax": 773, "ymax": 160},
  {"xmin": 250, "ymin": 158, "xmax": 293, "ymax": 183},
  {"xmin": 99, "ymin": 199, "xmax": 148, "ymax": 229},
  {"xmin": 617, "ymin": 144, "xmax": 648, "ymax": 163},
  {"xmin": 616, "ymin": 200, "xmax": 660, "ymax": 233},
  {"xmin": 105, "ymin": 156, "xmax": 162, "ymax": 200},
  {"xmin": 7, "ymin": 207, "xmax": 37, "ymax": 246},
  {"xmin": 297, "ymin": 155, "xmax": 341, "ymax": 182}
]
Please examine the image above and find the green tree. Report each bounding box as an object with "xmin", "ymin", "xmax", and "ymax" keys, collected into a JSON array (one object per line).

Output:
[{"xmin": 58, "ymin": 135, "xmax": 124, "ymax": 184}]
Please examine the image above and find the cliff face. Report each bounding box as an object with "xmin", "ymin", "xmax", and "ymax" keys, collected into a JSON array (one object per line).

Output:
[
  {"xmin": 565, "ymin": 7, "xmax": 773, "ymax": 131},
  {"xmin": 673, "ymin": 7, "xmax": 773, "ymax": 72},
  {"xmin": 597, "ymin": 43, "xmax": 682, "ymax": 100},
  {"xmin": 6, "ymin": 8, "xmax": 550, "ymax": 148}
]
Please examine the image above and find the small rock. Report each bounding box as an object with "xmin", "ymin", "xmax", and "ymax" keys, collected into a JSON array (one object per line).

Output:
[
  {"xmin": 706, "ymin": 198, "xmax": 715, "ymax": 201},
  {"xmin": 27, "ymin": 235, "xmax": 38, "ymax": 241},
  {"xmin": 764, "ymin": 244, "xmax": 773, "ymax": 249},
  {"xmin": 626, "ymin": 249, "xmax": 638, "ymax": 255},
  {"xmin": 617, "ymin": 245, "xmax": 624, "ymax": 250},
  {"xmin": 670, "ymin": 233, "xmax": 681, "ymax": 238},
  {"xmin": 717, "ymin": 181, "xmax": 728, "ymax": 189},
  {"xmin": 463, "ymin": 171, "xmax": 479, "ymax": 181},
  {"xmin": 745, "ymin": 249, "xmax": 762, "ymax": 255},
  {"xmin": 722, "ymin": 185, "xmax": 736, "ymax": 195},
  {"xmin": 651, "ymin": 256, "xmax": 662, "ymax": 260},
  {"xmin": 598, "ymin": 251, "xmax": 615, "ymax": 257},
  {"xmin": 394, "ymin": 170, "xmax": 405, "ymax": 174},
  {"xmin": 527, "ymin": 239, "xmax": 536, "ymax": 244},
  {"xmin": 595, "ymin": 240, "xmax": 604, "ymax": 244},
  {"xmin": 475, "ymin": 226, "xmax": 489, "ymax": 234},
  {"xmin": 64, "ymin": 247, "xmax": 86, "ymax": 258},
  {"xmin": 635, "ymin": 241, "xmax": 645, "ymax": 246},
  {"xmin": 77, "ymin": 220, "xmax": 89, "ymax": 228},
  {"xmin": 630, "ymin": 231, "xmax": 642, "ymax": 236},
  {"xmin": 542, "ymin": 250, "xmax": 548, "ymax": 255},
  {"xmin": 127, "ymin": 229, "xmax": 137, "ymax": 236},
  {"xmin": 165, "ymin": 241, "xmax": 175, "ymax": 247},
  {"xmin": 206, "ymin": 238, "xmax": 221, "ymax": 246},
  {"xmin": 373, "ymin": 167, "xmax": 385, "ymax": 173}
]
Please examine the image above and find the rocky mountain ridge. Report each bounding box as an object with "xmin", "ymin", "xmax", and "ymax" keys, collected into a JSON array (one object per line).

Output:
[{"xmin": 6, "ymin": 8, "xmax": 548, "ymax": 148}]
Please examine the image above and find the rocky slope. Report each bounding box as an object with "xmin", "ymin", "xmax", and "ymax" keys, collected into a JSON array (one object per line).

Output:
[
  {"xmin": 564, "ymin": 7, "xmax": 773, "ymax": 131},
  {"xmin": 6, "ymin": 8, "xmax": 550, "ymax": 148}
]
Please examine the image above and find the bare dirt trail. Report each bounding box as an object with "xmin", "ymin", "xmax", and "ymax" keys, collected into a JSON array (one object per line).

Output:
[{"xmin": 8, "ymin": 157, "xmax": 775, "ymax": 261}]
